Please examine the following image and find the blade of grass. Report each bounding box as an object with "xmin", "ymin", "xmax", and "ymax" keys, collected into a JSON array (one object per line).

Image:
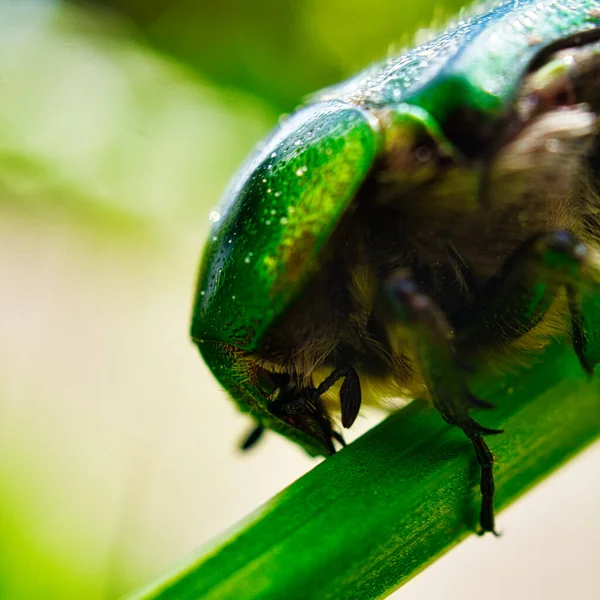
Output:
[{"xmin": 125, "ymin": 340, "xmax": 599, "ymax": 600}]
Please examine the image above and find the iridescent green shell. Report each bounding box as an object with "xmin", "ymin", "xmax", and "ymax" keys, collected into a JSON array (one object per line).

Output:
[
  {"xmin": 192, "ymin": 0, "xmax": 600, "ymax": 456},
  {"xmin": 192, "ymin": 102, "xmax": 380, "ymax": 349}
]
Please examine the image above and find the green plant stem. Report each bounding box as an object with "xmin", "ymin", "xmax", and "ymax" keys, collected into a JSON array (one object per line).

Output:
[{"xmin": 125, "ymin": 341, "xmax": 600, "ymax": 600}]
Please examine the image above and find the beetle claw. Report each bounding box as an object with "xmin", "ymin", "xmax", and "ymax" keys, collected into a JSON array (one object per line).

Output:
[
  {"xmin": 332, "ymin": 431, "xmax": 347, "ymax": 448},
  {"xmin": 471, "ymin": 422, "xmax": 504, "ymax": 436},
  {"xmin": 468, "ymin": 394, "xmax": 496, "ymax": 410}
]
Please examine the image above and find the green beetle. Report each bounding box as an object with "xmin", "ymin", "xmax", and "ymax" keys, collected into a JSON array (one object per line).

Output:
[{"xmin": 191, "ymin": 0, "xmax": 600, "ymax": 534}]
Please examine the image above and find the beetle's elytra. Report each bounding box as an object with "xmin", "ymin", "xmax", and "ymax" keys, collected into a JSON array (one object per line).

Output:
[{"xmin": 191, "ymin": 0, "xmax": 600, "ymax": 534}]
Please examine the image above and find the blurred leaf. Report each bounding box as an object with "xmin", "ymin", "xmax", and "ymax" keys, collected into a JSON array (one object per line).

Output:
[
  {"xmin": 75, "ymin": 0, "xmax": 467, "ymax": 112},
  {"xmin": 0, "ymin": 0, "xmax": 276, "ymax": 231}
]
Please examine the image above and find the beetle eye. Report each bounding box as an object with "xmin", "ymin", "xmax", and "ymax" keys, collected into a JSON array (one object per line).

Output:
[{"xmin": 256, "ymin": 367, "xmax": 290, "ymax": 395}]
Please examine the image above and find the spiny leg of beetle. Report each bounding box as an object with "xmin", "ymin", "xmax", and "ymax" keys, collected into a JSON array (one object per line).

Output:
[
  {"xmin": 385, "ymin": 275, "xmax": 502, "ymax": 535},
  {"xmin": 454, "ymin": 231, "xmax": 587, "ymax": 351},
  {"xmin": 550, "ymin": 236, "xmax": 600, "ymax": 374},
  {"xmin": 568, "ymin": 279, "xmax": 600, "ymax": 376},
  {"xmin": 393, "ymin": 228, "xmax": 600, "ymax": 529},
  {"xmin": 429, "ymin": 229, "xmax": 593, "ymax": 532},
  {"xmin": 452, "ymin": 229, "xmax": 600, "ymax": 382},
  {"xmin": 471, "ymin": 433, "xmax": 496, "ymax": 535}
]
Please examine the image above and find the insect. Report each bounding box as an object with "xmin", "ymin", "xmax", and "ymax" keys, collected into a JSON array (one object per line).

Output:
[{"xmin": 191, "ymin": 0, "xmax": 600, "ymax": 534}]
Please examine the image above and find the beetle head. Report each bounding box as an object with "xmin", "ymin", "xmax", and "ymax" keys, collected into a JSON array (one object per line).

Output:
[{"xmin": 196, "ymin": 340, "xmax": 337, "ymax": 457}]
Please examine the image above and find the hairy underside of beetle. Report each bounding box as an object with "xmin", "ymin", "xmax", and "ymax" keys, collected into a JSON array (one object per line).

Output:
[{"xmin": 256, "ymin": 41, "xmax": 600, "ymax": 420}]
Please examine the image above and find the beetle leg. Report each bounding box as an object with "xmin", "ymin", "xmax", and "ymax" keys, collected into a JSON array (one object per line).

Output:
[
  {"xmin": 452, "ymin": 230, "xmax": 600, "ymax": 379},
  {"xmin": 396, "ymin": 229, "xmax": 597, "ymax": 533},
  {"xmin": 567, "ymin": 281, "xmax": 600, "ymax": 376},
  {"xmin": 316, "ymin": 366, "xmax": 362, "ymax": 428},
  {"xmin": 454, "ymin": 231, "xmax": 587, "ymax": 351},
  {"xmin": 385, "ymin": 276, "xmax": 502, "ymax": 535}
]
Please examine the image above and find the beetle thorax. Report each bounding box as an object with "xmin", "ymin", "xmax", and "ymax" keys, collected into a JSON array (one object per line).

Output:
[{"xmin": 257, "ymin": 99, "xmax": 599, "ymax": 415}]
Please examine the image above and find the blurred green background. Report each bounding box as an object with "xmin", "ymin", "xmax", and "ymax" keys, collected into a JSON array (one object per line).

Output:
[{"xmin": 0, "ymin": 1, "xmax": 598, "ymax": 599}]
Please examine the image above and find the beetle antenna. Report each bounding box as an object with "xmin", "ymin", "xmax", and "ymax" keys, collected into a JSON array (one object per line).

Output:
[
  {"xmin": 316, "ymin": 366, "xmax": 362, "ymax": 429},
  {"xmin": 240, "ymin": 424, "xmax": 265, "ymax": 451}
]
